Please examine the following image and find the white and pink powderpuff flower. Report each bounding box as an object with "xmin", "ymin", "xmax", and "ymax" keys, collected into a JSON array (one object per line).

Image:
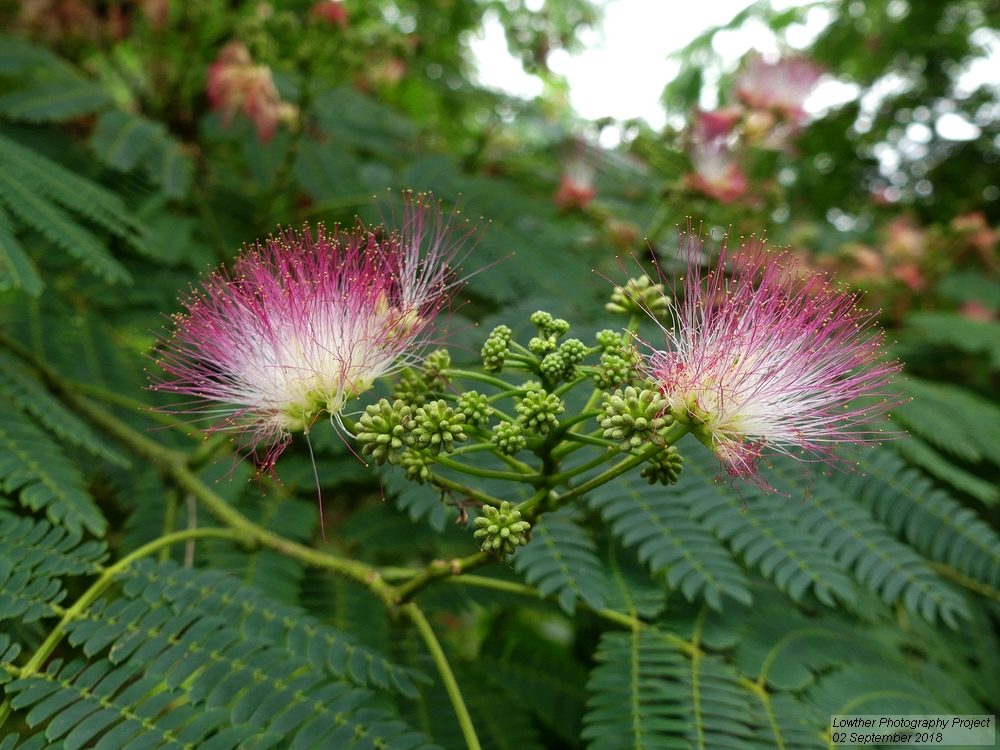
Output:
[
  {"xmin": 735, "ymin": 53, "xmax": 824, "ymax": 124},
  {"xmin": 150, "ymin": 194, "xmax": 477, "ymax": 470},
  {"xmin": 685, "ymin": 140, "xmax": 749, "ymax": 204},
  {"xmin": 206, "ymin": 40, "xmax": 297, "ymax": 143},
  {"xmin": 641, "ymin": 233, "xmax": 902, "ymax": 486}
]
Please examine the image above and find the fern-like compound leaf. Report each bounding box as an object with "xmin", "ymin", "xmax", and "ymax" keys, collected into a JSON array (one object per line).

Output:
[
  {"xmin": 512, "ymin": 511, "xmax": 610, "ymax": 615},
  {"xmin": 589, "ymin": 474, "xmax": 752, "ymax": 611},
  {"xmin": 0, "ymin": 400, "xmax": 106, "ymax": 537}
]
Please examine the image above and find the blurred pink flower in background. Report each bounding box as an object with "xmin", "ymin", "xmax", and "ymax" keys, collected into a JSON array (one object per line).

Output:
[
  {"xmin": 310, "ymin": 0, "xmax": 349, "ymax": 28},
  {"xmin": 685, "ymin": 140, "xmax": 748, "ymax": 204},
  {"xmin": 207, "ymin": 41, "xmax": 297, "ymax": 143},
  {"xmin": 736, "ymin": 53, "xmax": 824, "ymax": 124}
]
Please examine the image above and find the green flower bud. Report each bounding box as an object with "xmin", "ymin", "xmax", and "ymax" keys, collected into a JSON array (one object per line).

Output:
[
  {"xmin": 559, "ymin": 338, "xmax": 588, "ymax": 365},
  {"xmin": 482, "ymin": 325, "xmax": 512, "ymax": 372},
  {"xmin": 473, "ymin": 501, "xmax": 531, "ymax": 555},
  {"xmin": 491, "ymin": 420, "xmax": 526, "ymax": 455},
  {"xmin": 422, "ymin": 348, "xmax": 451, "ymax": 391},
  {"xmin": 458, "ymin": 390, "xmax": 493, "ymax": 427},
  {"xmin": 530, "ymin": 310, "xmax": 570, "ymax": 339},
  {"xmin": 596, "ymin": 329, "xmax": 625, "ymax": 352},
  {"xmin": 353, "ymin": 399, "xmax": 415, "ymax": 466},
  {"xmin": 528, "ymin": 335, "xmax": 558, "ymax": 355},
  {"xmin": 540, "ymin": 352, "xmax": 567, "ymax": 382},
  {"xmin": 393, "ymin": 370, "xmax": 429, "ymax": 408},
  {"xmin": 593, "ymin": 352, "xmax": 633, "ymax": 389},
  {"xmin": 515, "ymin": 389, "xmax": 564, "ymax": 435},
  {"xmin": 599, "ymin": 386, "xmax": 671, "ymax": 452},
  {"xmin": 400, "ymin": 449, "xmax": 433, "ymax": 484},
  {"xmin": 413, "ymin": 399, "xmax": 467, "ymax": 455},
  {"xmin": 606, "ymin": 276, "xmax": 670, "ymax": 320},
  {"xmin": 640, "ymin": 446, "xmax": 684, "ymax": 486}
]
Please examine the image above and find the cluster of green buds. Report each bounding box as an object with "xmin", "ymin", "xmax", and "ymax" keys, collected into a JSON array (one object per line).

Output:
[
  {"xmin": 474, "ymin": 501, "xmax": 531, "ymax": 554},
  {"xmin": 354, "ymin": 400, "xmax": 415, "ymax": 466},
  {"xmin": 413, "ymin": 399, "xmax": 467, "ymax": 455},
  {"xmin": 353, "ymin": 396, "xmax": 473, "ymax": 461},
  {"xmin": 598, "ymin": 386, "xmax": 671, "ymax": 452},
  {"xmin": 640, "ymin": 446, "xmax": 684, "ymax": 486},
  {"xmin": 593, "ymin": 329, "xmax": 638, "ymax": 389},
  {"xmin": 481, "ymin": 325, "xmax": 512, "ymax": 372},
  {"xmin": 515, "ymin": 389, "xmax": 565, "ymax": 435},
  {"xmin": 606, "ymin": 275, "xmax": 670, "ymax": 320},
  {"xmin": 355, "ymin": 294, "xmax": 693, "ymax": 555}
]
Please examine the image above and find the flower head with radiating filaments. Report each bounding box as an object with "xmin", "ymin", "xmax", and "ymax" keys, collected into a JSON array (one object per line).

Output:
[
  {"xmin": 151, "ymin": 194, "xmax": 476, "ymax": 469},
  {"xmin": 642, "ymin": 234, "xmax": 901, "ymax": 485}
]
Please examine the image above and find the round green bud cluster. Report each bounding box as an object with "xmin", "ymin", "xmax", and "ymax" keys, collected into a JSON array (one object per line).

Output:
[
  {"xmin": 606, "ymin": 276, "xmax": 670, "ymax": 320},
  {"xmin": 539, "ymin": 337, "xmax": 589, "ymax": 383},
  {"xmin": 482, "ymin": 325, "xmax": 512, "ymax": 373},
  {"xmin": 354, "ymin": 399, "xmax": 415, "ymax": 466},
  {"xmin": 528, "ymin": 310, "xmax": 570, "ymax": 355},
  {"xmin": 392, "ymin": 370, "xmax": 428, "ymax": 407},
  {"xmin": 474, "ymin": 501, "xmax": 531, "ymax": 555},
  {"xmin": 599, "ymin": 386, "xmax": 671, "ymax": 452},
  {"xmin": 413, "ymin": 399, "xmax": 467, "ymax": 455},
  {"xmin": 458, "ymin": 390, "xmax": 493, "ymax": 427},
  {"xmin": 421, "ymin": 348, "xmax": 451, "ymax": 391},
  {"xmin": 596, "ymin": 329, "xmax": 625, "ymax": 352},
  {"xmin": 593, "ymin": 329, "xmax": 638, "ymax": 388},
  {"xmin": 594, "ymin": 352, "xmax": 633, "ymax": 389},
  {"xmin": 516, "ymin": 389, "xmax": 564, "ymax": 435},
  {"xmin": 640, "ymin": 446, "xmax": 684, "ymax": 486},
  {"xmin": 491, "ymin": 421, "xmax": 526, "ymax": 455},
  {"xmin": 399, "ymin": 449, "xmax": 432, "ymax": 484}
]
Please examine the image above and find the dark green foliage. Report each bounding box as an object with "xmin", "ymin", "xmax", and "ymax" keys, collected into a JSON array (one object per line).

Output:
[
  {"xmin": 589, "ymin": 472, "xmax": 752, "ymax": 611},
  {"xmin": 513, "ymin": 511, "xmax": 610, "ymax": 615},
  {"xmin": 0, "ymin": 400, "xmax": 105, "ymax": 537}
]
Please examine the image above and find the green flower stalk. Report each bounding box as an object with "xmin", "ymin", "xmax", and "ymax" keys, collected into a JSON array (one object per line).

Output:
[
  {"xmin": 516, "ymin": 390, "xmax": 564, "ymax": 435},
  {"xmin": 414, "ymin": 399, "xmax": 467, "ymax": 455},
  {"xmin": 473, "ymin": 501, "xmax": 531, "ymax": 554},
  {"xmin": 599, "ymin": 386, "xmax": 671, "ymax": 452},
  {"xmin": 354, "ymin": 399, "xmax": 416, "ymax": 466}
]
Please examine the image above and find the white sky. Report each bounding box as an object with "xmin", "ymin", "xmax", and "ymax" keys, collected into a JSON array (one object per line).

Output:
[{"xmin": 470, "ymin": 0, "xmax": 845, "ymax": 137}]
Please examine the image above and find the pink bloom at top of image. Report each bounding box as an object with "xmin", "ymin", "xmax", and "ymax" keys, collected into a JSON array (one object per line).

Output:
[
  {"xmin": 693, "ymin": 106, "xmax": 743, "ymax": 142},
  {"xmin": 641, "ymin": 233, "xmax": 901, "ymax": 486},
  {"xmin": 310, "ymin": 0, "xmax": 349, "ymax": 28},
  {"xmin": 685, "ymin": 140, "xmax": 748, "ymax": 204},
  {"xmin": 735, "ymin": 53, "xmax": 825, "ymax": 124},
  {"xmin": 150, "ymin": 194, "xmax": 477, "ymax": 470},
  {"xmin": 553, "ymin": 158, "xmax": 597, "ymax": 212},
  {"xmin": 206, "ymin": 40, "xmax": 296, "ymax": 143}
]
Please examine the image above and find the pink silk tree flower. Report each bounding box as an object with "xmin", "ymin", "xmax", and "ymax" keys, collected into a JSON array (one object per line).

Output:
[
  {"xmin": 206, "ymin": 40, "xmax": 297, "ymax": 143},
  {"xmin": 642, "ymin": 234, "xmax": 901, "ymax": 485},
  {"xmin": 151, "ymin": 194, "xmax": 476, "ymax": 469},
  {"xmin": 685, "ymin": 140, "xmax": 749, "ymax": 204},
  {"xmin": 735, "ymin": 53, "xmax": 824, "ymax": 124}
]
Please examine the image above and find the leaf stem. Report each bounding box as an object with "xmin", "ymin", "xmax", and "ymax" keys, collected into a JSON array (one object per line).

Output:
[{"xmin": 401, "ymin": 602, "xmax": 482, "ymax": 750}]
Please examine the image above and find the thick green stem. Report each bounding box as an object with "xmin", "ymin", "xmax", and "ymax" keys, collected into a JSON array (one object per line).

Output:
[
  {"xmin": 401, "ymin": 603, "xmax": 481, "ymax": 750},
  {"xmin": 392, "ymin": 550, "xmax": 491, "ymax": 602},
  {"xmin": 422, "ymin": 451, "xmax": 540, "ymax": 483},
  {"xmin": 443, "ymin": 369, "xmax": 515, "ymax": 391},
  {"xmin": 428, "ymin": 473, "xmax": 509, "ymax": 508}
]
